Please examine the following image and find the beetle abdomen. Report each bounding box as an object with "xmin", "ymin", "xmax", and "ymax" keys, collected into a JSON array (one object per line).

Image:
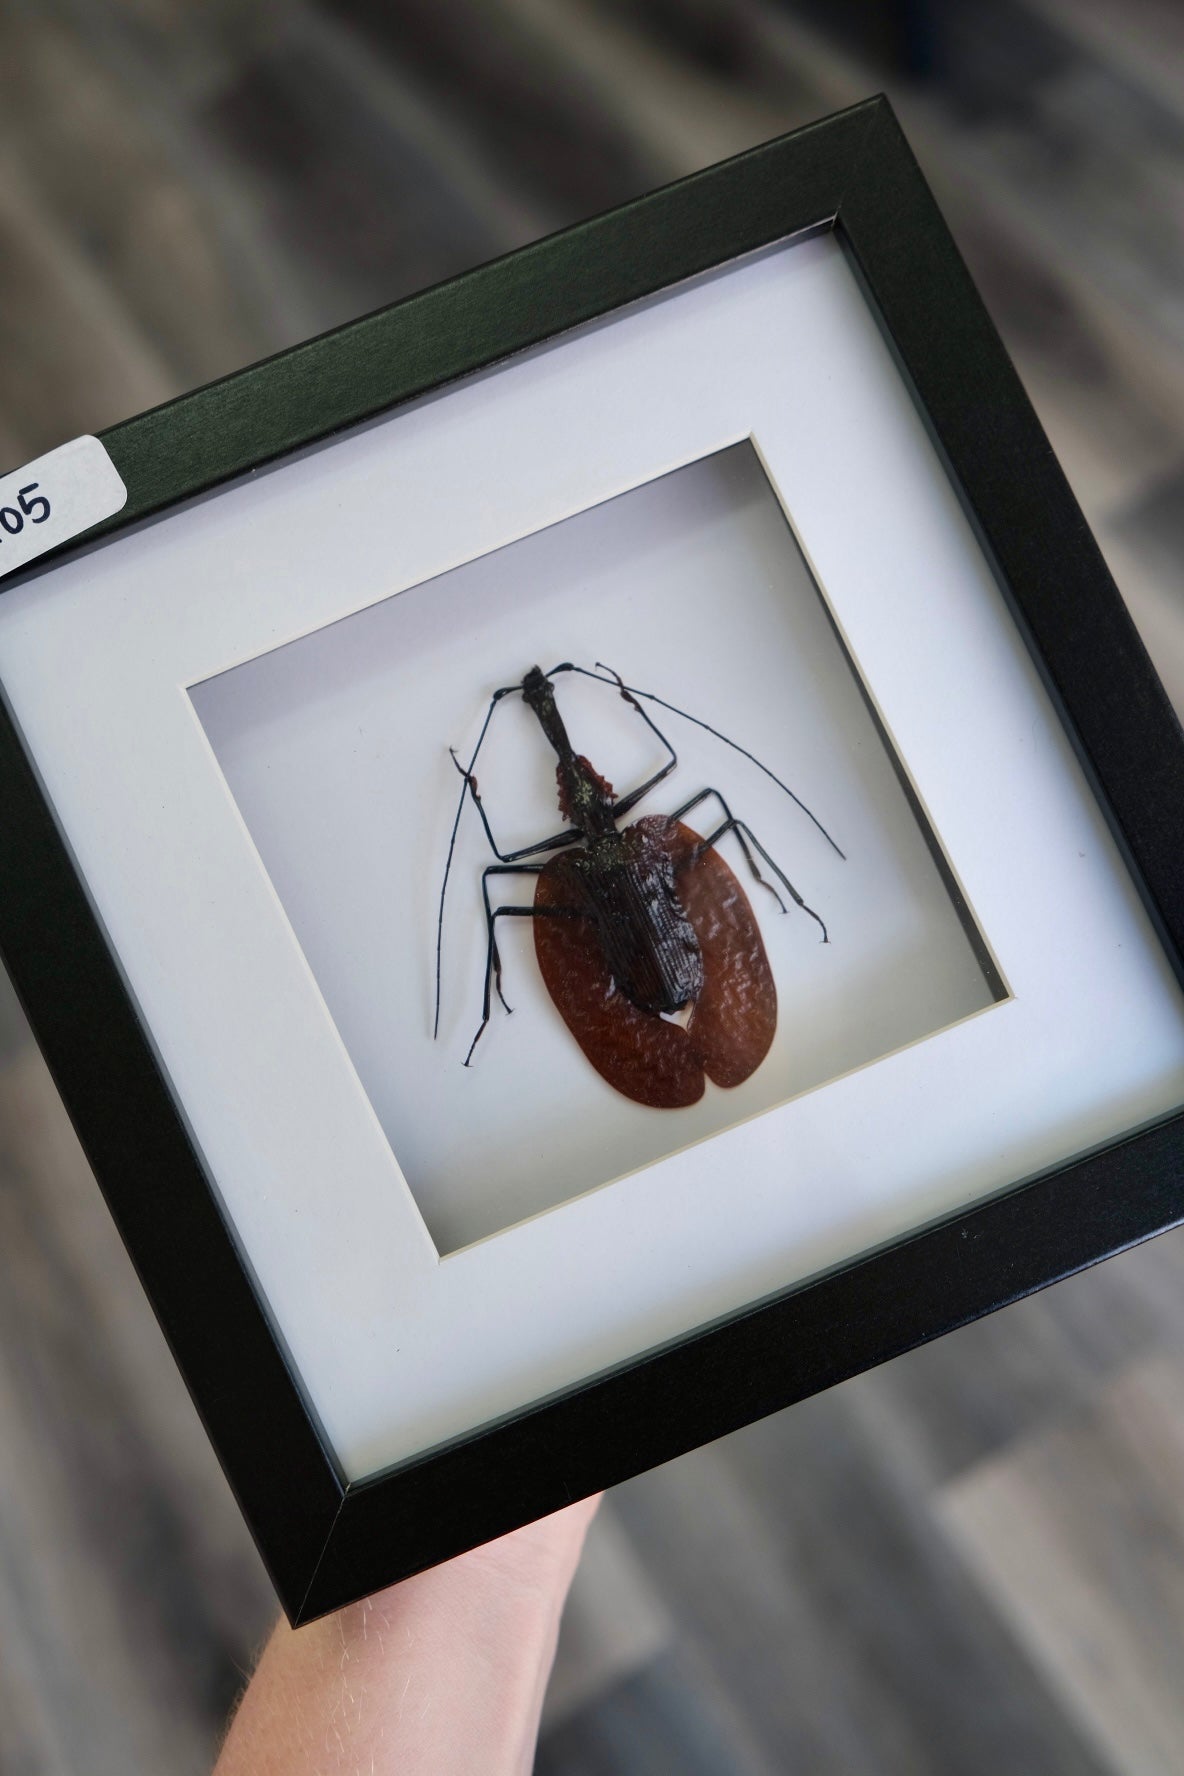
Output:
[
  {"xmin": 533, "ymin": 817, "xmax": 776, "ymax": 1108},
  {"xmin": 561, "ymin": 823, "xmax": 703, "ymax": 1014}
]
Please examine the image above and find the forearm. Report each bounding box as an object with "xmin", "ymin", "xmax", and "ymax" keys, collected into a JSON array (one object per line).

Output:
[{"xmin": 213, "ymin": 1498, "xmax": 597, "ymax": 1776}]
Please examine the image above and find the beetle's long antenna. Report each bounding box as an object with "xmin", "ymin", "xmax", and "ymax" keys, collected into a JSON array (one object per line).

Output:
[
  {"xmin": 572, "ymin": 664, "xmax": 846, "ymax": 861},
  {"xmin": 435, "ymin": 682, "xmax": 520, "ymax": 1037}
]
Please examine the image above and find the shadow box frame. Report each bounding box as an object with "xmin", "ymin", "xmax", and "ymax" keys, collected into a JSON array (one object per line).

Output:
[{"xmin": 1, "ymin": 94, "xmax": 1183, "ymax": 1625}]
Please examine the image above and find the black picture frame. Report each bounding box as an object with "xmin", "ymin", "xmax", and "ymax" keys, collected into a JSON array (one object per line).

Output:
[{"xmin": 1, "ymin": 95, "xmax": 1182, "ymax": 1625}]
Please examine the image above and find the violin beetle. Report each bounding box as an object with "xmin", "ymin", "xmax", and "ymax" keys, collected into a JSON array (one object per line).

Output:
[{"xmin": 435, "ymin": 662, "xmax": 842, "ymax": 1109}]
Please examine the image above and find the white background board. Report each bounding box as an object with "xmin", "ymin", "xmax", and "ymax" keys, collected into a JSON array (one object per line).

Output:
[{"xmin": 192, "ymin": 442, "xmax": 998, "ymax": 1254}]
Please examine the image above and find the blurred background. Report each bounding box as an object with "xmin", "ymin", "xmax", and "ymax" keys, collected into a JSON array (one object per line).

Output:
[{"xmin": 2, "ymin": 0, "xmax": 1184, "ymax": 1770}]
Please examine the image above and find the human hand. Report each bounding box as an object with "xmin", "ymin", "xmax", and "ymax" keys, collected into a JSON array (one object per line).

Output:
[{"xmin": 213, "ymin": 1494, "xmax": 600, "ymax": 1775}]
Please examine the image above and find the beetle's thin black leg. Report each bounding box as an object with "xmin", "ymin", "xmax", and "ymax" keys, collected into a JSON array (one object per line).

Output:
[
  {"xmin": 667, "ymin": 788, "xmax": 785, "ymax": 910},
  {"xmin": 612, "ymin": 736, "xmax": 677, "ymax": 817},
  {"xmin": 693, "ymin": 815, "xmax": 829, "ymax": 943},
  {"xmin": 450, "ymin": 750, "xmax": 579, "ymax": 862},
  {"xmin": 467, "ymin": 903, "xmax": 585, "ymax": 1066},
  {"xmin": 611, "ymin": 755, "xmax": 678, "ymax": 818},
  {"xmin": 437, "ymin": 675, "xmax": 576, "ymax": 1038},
  {"xmin": 480, "ymin": 864, "xmax": 544, "ymax": 1014},
  {"xmin": 580, "ymin": 665, "xmax": 847, "ymax": 861},
  {"xmin": 438, "ymin": 683, "xmax": 521, "ymax": 1036},
  {"xmin": 556, "ymin": 662, "xmax": 679, "ymax": 817}
]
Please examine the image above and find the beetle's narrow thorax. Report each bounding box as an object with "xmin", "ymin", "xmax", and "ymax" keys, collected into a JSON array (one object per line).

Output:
[{"xmin": 521, "ymin": 666, "xmax": 616, "ymax": 836}]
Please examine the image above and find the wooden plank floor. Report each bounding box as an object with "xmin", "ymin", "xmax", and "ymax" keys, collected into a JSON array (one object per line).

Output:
[
  {"xmin": 2, "ymin": 3, "xmax": 1184, "ymax": 1770},
  {"xmin": 941, "ymin": 1353, "xmax": 1184, "ymax": 1776}
]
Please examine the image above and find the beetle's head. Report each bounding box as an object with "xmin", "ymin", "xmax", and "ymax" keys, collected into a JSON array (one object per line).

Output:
[{"xmin": 519, "ymin": 665, "xmax": 554, "ymax": 713}]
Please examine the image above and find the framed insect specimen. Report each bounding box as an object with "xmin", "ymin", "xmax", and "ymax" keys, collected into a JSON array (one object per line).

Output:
[
  {"xmin": 1, "ymin": 96, "xmax": 1182, "ymax": 1624},
  {"xmin": 438, "ymin": 660, "xmax": 839, "ymax": 1107}
]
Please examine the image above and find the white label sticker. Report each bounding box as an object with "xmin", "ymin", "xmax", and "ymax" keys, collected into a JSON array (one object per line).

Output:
[{"xmin": 0, "ymin": 435, "xmax": 127, "ymax": 581}]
